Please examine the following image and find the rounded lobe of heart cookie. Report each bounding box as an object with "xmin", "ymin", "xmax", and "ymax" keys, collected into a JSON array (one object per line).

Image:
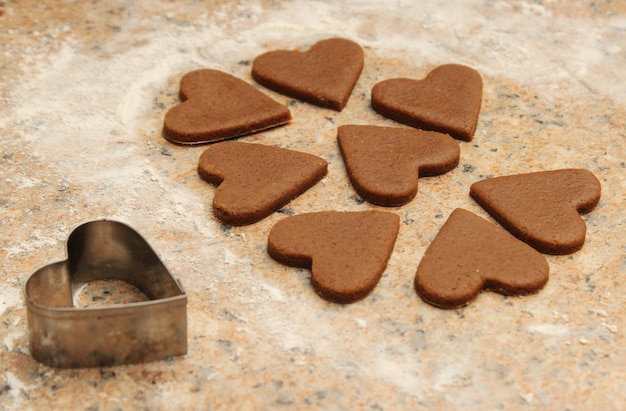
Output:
[
  {"xmin": 337, "ymin": 125, "xmax": 460, "ymax": 206},
  {"xmin": 414, "ymin": 208, "xmax": 549, "ymax": 309},
  {"xmin": 163, "ymin": 69, "xmax": 291, "ymax": 145},
  {"xmin": 470, "ymin": 169, "xmax": 601, "ymax": 254},
  {"xmin": 371, "ymin": 64, "xmax": 483, "ymax": 141},
  {"xmin": 198, "ymin": 142, "xmax": 328, "ymax": 226},
  {"xmin": 267, "ymin": 211, "xmax": 400, "ymax": 303},
  {"xmin": 251, "ymin": 37, "xmax": 364, "ymax": 111}
]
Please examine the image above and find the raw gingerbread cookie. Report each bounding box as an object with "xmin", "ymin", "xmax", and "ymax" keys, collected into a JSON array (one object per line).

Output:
[
  {"xmin": 198, "ymin": 142, "xmax": 327, "ymax": 225},
  {"xmin": 163, "ymin": 69, "xmax": 291, "ymax": 144},
  {"xmin": 268, "ymin": 211, "xmax": 400, "ymax": 303},
  {"xmin": 337, "ymin": 124, "xmax": 460, "ymax": 206},
  {"xmin": 470, "ymin": 168, "xmax": 601, "ymax": 254},
  {"xmin": 415, "ymin": 208, "xmax": 549, "ymax": 308},
  {"xmin": 371, "ymin": 64, "xmax": 483, "ymax": 141},
  {"xmin": 252, "ymin": 37, "xmax": 364, "ymax": 111}
]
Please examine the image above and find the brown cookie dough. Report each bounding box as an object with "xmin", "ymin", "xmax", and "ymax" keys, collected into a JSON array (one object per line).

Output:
[
  {"xmin": 414, "ymin": 208, "xmax": 549, "ymax": 308},
  {"xmin": 371, "ymin": 64, "xmax": 483, "ymax": 141},
  {"xmin": 337, "ymin": 124, "xmax": 460, "ymax": 206},
  {"xmin": 198, "ymin": 142, "xmax": 327, "ymax": 225},
  {"xmin": 252, "ymin": 37, "xmax": 364, "ymax": 111},
  {"xmin": 268, "ymin": 211, "xmax": 400, "ymax": 303},
  {"xmin": 470, "ymin": 169, "xmax": 602, "ymax": 254},
  {"xmin": 163, "ymin": 69, "xmax": 291, "ymax": 144}
]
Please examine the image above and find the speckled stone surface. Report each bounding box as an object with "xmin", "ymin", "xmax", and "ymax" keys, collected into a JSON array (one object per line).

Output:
[{"xmin": 1, "ymin": 1, "xmax": 625, "ymax": 410}]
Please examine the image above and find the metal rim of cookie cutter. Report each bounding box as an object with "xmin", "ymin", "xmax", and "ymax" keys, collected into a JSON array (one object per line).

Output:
[{"xmin": 23, "ymin": 220, "xmax": 187, "ymax": 368}]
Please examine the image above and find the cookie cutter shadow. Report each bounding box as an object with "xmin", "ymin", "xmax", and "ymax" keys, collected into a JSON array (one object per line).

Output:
[{"xmin": 24, "ymin": 220, "xmax": 187, "ymax": 368}]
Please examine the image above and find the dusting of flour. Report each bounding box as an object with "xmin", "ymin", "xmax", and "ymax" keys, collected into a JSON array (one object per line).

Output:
[{"xmin": 1, "ymin": 1, "xmax": 624, "ymax": 408}]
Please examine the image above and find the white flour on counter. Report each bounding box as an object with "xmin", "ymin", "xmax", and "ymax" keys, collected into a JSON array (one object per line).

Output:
[
  {"xmin": 1, "ymin": 1, "xmax": 624, "ymax": 409},
  {"xmin": 4, "ymin": 0, "xmax": 621, "ymax": 160}
]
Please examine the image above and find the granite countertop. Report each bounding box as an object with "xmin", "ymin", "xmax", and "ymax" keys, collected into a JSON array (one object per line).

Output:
[{"xmin": 1, "ymin": 0, "xmax": 625, "ymax": 409}]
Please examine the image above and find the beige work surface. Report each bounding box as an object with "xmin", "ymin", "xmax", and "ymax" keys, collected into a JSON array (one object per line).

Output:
[{"xmin": 1, "ymin": 1, "xmax": 624, "ymax": 410}]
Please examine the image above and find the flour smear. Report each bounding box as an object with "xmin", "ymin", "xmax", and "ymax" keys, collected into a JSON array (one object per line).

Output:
[
  {"xmin": 6, "ymin": 0, "xmax": 622, "ymax": 162},
  {"xmin": 1, "ymin": 0, "xmax": 621, "ymax": 343}
]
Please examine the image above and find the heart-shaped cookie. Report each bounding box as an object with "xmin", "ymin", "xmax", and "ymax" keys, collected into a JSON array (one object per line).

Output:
[
  {"xmin": 24, "ymin": 220, "xmax": 187, "ymax": 368},
  {"xmin": 163, "ymin": 69, "xmax": 291, "ymax": 144},
  {"xmin": 470, "ymin": 169, "xmax": 601, "ymax": 254},
  {"xmin": 414, "ymin": 208, "xmax": 549, "ymax": 308},
  {"xmin": 198, "ymin": 141, "xmax": 328, "ymax": 226},
  {"xmin": 337, "ymin": 124, "xmax": 460, "ymax": 206},
  {"xmin": 252, "ymin": 37, "xmax": 364, "ymax": 111},
  {"xmin": 371, "ymin": 64, "xmax": 483, "ymax": 141},
  {"xmin": 268, "ymin": 211, "xmax": 400, "ymax": 303}
]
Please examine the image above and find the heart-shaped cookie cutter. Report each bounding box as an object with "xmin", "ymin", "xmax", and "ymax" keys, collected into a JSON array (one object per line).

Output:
[{"xmin": 24, "ymin": 220, "xmax": 187, "ymax": 368}]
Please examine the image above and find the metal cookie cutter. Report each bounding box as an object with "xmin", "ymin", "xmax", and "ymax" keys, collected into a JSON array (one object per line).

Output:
[{"xmin": 24, "ymin": 220, "xmax": 187, "ymax": 368}]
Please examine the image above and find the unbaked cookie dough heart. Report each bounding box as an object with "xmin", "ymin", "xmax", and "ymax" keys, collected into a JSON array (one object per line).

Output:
[
  {"xmin": 371, "ymin": 64, "xmax": 482, "ymax": 141},
  {"xmin": 337, "ymin": 124, "xmax": 460, "ymax": 206},
  {"xmin": 252, "ymin": 37, "xmax": 364, "ymax": 111},
  {"xmin": 470, "ymin": 169, "xmax": 601, "ymax": 254},
  {"xmin": 163, "ymin": 69, "xmax": 291, "ymax": 144},
  {"xmin": 414, "ymin": 208, "xmax": 549, "ymax": 308},
  {"xmin": 198, "ymin": 141, "xmax": 327, "ymax": 226},
  {"xmin": 268, "ymin": 211, "xmax": 400, "ymax": 303}
]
